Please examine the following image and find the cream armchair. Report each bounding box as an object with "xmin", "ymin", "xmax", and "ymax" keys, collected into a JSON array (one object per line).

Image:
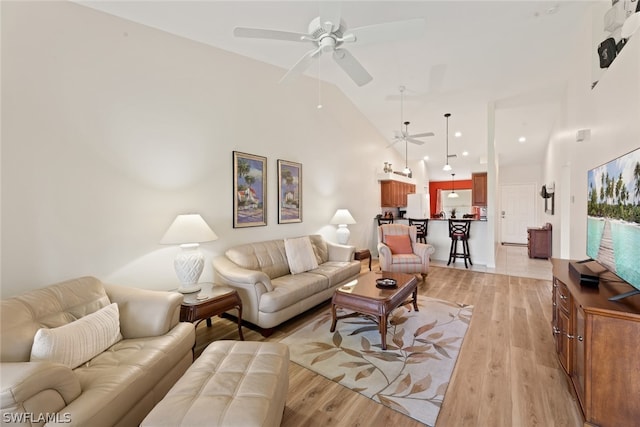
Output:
[{"xmin": 377, "ymin": 224, "xmax": 435, "ymax": 277}]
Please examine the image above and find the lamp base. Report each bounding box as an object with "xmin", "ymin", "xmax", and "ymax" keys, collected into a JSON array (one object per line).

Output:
[
  {"xmin": 177, "ymin": 284, "xmax": 202, "ymax": 294},
  {"xmin": 336, "ymin": 224, "xmax": 351, "ymax": 245},
  {"xmin": 174, "ymin": 243, "xmax": 205, "ymax": 291}
]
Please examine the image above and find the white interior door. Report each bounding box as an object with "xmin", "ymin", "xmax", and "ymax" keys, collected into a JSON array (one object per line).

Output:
[{"xmin": 500, "ymin": 184, "xmax": 536, "ymax": 244}]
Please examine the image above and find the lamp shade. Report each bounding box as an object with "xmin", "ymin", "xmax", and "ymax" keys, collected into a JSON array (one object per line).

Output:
[
  {"xmin": 329, "ymin": 209, "xmax": 356, "ymax": 225},
  {"xmin": 160, "ymin": 214, "xmax": 218, "ymax": 245}
]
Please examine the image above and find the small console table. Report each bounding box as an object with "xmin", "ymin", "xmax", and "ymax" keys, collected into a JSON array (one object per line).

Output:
[
  {"xmin": 354, "ymin": 249, "xmax": 371, "ymax": 271},
  {"xmin": 551, "ymin": 259, "xmax": 640, "ymax": 426},
  {"xmin": 180, "ymin": 283, "xmax": 244, "ymax": 343}
]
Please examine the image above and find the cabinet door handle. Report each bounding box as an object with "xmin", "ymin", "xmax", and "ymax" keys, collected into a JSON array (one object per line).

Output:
[
  {"xmin": 566, "ymin": 333, "xmax": 574, "ymax": 339},
  {"xmin": 553, "ymin": 326, "xmax": 561, "ymax": 335},
  {"xmin": 577, "ymin": 335, "xmax": 583, "ymax": 342},
  {"xmin": 560, "ymin": 294, "xmax": 567, "ymax": 301}
]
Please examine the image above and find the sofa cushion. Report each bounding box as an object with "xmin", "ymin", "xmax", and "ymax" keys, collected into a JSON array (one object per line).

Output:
[
  {"xmin": 385, "ymin": 234, "xmax": 413, "ymax": 254},
  {"xmin": 309, "ymin": 235, "xmax": 329, "ymax": 264},
  {"xmin": 1, "ymin": 277, "xmax": 111, "ymax": 363},
  {"xmin": 390, "ymin": 254, "xmax": 422, "ymax": 265},
  {"xmin": 65, "ymin": 322, "xmax": 194, "ymax": 426},
  {"xmin": 310, "ymin": 261, "xmax": 362, "ymax": 287},
  {"xmin": 260, "ymin": 273, "xmax": 328, "ymax": 313},
  {"xmin": 30, "ymin": 303, "xmax": 123, "ymax": 369},
  {"xmin": 284, "ymin": 236, "xmax": 318, "ymax": 274},
  {"xmin": 225, "ymin": 240, "xmax": 290, "ymax": 279}
]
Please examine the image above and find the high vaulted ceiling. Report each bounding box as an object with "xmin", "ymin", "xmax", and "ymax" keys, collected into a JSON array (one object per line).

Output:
[{"xmin": 78, "ymin": 1, "xmax": 596, "ymax": 181}]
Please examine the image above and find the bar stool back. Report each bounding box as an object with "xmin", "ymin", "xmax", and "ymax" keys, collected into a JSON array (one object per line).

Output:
[
  {"xmin": 408, "ymin": 218, "xmax": 428, "ymax": 243},
  {"xmin": 377, "ymin": 217, "xmax": 394, "ymax": 226},
  {"xmin": 447, "ymin": 219, "xmax": 473, "ymax": 268}
]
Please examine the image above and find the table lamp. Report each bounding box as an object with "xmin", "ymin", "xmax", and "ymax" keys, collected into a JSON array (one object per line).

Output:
[
  {"xmin": 330, "ymin": 209, "xmax": 356, "ymax": 245},
  {"xmin": 160, "ymin": 214, "xmax": 218, "ymax": 293}
]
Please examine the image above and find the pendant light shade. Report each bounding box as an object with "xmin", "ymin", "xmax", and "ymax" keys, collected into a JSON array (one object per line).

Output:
[
  {"xmin": 443, "ymin": 113, "xmax": 452, "ymax": 171},
  {"xmin": 448, "ymin": 173, "xmax": 459, "ymax": 198}
]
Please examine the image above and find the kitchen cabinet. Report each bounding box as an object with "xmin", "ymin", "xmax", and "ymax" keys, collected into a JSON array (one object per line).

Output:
[
  {"xmin": 380, "ymin": 180, "xmax": 415, "ymax": 207},
  {"xmin": 471, "ymin": 172, "xmax": 487, "ymax": 206},
  {"xmin": 551, "ymin": 259, "xmax": 640, "ymax": 427}
]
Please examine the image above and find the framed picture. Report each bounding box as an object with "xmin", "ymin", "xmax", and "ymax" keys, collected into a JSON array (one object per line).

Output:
[
  {"xmin": 233, "ymin": 151, "xmax": 267, "ymax": 228},
  {"xmin": 277, "ymin": 159, "xmax": 302, "ymax": 224}
]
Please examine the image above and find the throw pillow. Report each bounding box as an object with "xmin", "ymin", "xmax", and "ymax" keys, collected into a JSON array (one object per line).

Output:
[
  {"xmin": 385, "ymin": 234, "xmax": 413, "ymax": 254},
  {"xmin": 284, "ymin": 236, "xmax": 319, "ymax": 274},
  {"xmin": 30, "ymin": 303, "xmax": 123, "ymax": 369}
]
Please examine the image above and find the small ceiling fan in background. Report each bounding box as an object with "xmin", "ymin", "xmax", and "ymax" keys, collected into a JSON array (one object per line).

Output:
[
  {"xmin": 388, "ymin": 86, "xmax": 434, "ymax": 147},
  {"xmin": 233, "ymin": 4, "xmax": 426, "ymax": 86}
]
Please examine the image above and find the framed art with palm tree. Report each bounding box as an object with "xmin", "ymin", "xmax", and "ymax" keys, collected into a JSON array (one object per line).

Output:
[
  {"xmin": 277, "ymin": 159, "xmax": 302, "ymax": 224},
  {"xmin": 233, "ymin": 151, "xmax": 267, "ymax": 228}
]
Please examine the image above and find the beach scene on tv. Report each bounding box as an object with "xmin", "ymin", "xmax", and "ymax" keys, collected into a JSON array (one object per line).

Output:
[{"xmin": 587, "ymin": 147, "xmax": 640, "ymax": 290}]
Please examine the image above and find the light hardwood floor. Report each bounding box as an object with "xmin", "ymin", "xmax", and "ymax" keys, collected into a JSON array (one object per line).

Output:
[{"xmin": 195, "ymin": 255, "xmax": 583, "ymax": 427}]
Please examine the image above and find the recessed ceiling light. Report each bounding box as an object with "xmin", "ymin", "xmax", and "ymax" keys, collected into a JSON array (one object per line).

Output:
[
  {"xmin": 518, "ymin": 136, "xmax": 526, "ymax": 143},
  {"xmin": 462, "ymin": 151, "xmax": 469, "ymax": 156},
  {"xmin": 455, "ymin": 131, "xmax": 462, "ymax": 138},
  {"xmin": 423, "ymin": 155, "xmax": 429, "ymax": 161}
]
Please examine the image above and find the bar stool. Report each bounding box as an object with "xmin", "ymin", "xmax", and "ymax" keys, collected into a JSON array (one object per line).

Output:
[
  {"xmin": 448, "ymin": 219, "xmax": 472, "ymax": 268},
  {"xmin": 408, "ymin": 218, "xmax": 428, "ymax": 243}
]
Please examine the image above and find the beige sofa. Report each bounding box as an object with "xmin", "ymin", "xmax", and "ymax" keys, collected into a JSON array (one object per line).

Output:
[
  {"xmin": 0, "ymin": 276, "xmax": 195, "ymax": 427},
  {"xmin": 212, "ymin": 235, "xmax": 360, "ymax": 335}
]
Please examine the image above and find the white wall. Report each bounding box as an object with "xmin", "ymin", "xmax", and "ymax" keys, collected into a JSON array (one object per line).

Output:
[
  {"xmin": 1, "ymin": 2, "xmax": 408, "ymax": 296},
  {"xmin": 544, "ymin": 5, "xmax": 640, "ymax": 260}
]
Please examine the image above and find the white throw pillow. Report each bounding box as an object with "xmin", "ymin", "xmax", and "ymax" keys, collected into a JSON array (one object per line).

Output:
[
  {"xmin": 284, "ymin": 236, "xmax": 319, "ymax": 274},
  {"xmin": 30, "ymin": 303, "xmax": 123, "ymax": 369}
]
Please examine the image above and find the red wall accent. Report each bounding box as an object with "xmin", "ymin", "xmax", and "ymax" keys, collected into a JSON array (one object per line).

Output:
[{"xmin": 428, "ymin": 179, "xmax": 472, "ymax": 217}]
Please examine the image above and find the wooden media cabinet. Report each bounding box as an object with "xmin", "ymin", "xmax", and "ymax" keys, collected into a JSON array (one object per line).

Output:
[{"xmin": 551, "ymin": 259, "xmax": 640, "ymax": 427}]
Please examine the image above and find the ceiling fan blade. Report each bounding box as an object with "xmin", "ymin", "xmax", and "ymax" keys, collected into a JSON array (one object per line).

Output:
[
  {"xmin": 346, "ymin": 18, "xmax": 426, "ymax": 46},
  {"xmin": 406, "ymin": 138, "xmax": 426, "ymax": 145},
  {"xmin": 319, "ymin": 2, "xmax": 342, "ymax": 33},
  {"xmin": 409, "ymin": 132, "xmax": 435, "ymax": 138},
  {"xmin": 332, "ymin": 48, "xmax": 373, "ymax": 86},
  {"xmin": 386, "ymin": 139, "xmax": 401, "ymax": 148},
  {"xmin": 233, "ymin": 27, "xmax": 308, "ymax": 42},
  {"xmin": 279, "ymin": 47, "xmax": 322, "ymax": 84}
]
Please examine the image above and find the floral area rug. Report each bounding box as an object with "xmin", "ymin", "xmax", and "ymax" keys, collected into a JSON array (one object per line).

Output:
[{"xmin": 280, "ymin": 296, "xmax": 473, "ymax": 426}]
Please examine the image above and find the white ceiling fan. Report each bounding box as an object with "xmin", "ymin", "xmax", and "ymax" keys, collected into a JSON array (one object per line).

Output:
[
  {"xmin": 388, "ymin": 86, "xmax": 434, "ymax": 147},
  {"xmin": 233, "ymin": 4, "xmax": 426, "ymax": 86}
]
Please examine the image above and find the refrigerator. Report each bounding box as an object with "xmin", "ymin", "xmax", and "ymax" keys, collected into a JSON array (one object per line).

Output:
[{"xmin": 406, "ymin": 193, "xmax": 430, "ymax": 219}]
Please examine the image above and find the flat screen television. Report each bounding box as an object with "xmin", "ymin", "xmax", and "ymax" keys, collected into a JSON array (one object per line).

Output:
[{"xmin": 587, "ymin": 147, "xmax": 640, "ymax": 301}]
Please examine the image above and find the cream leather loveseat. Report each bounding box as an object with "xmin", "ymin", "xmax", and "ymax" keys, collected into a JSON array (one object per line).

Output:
[
  {"xmin": 0, "ymin": 276, "xmax": 195, "ymax": 427},
  {"xmin": 212, "ymin": 235, "xmax": 360, "ymax": 335}
]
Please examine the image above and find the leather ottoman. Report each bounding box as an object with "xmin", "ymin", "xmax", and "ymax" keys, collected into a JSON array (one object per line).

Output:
[{"xmin": 141, "ymin": 341, "xmax": 289, "ymax": 426}]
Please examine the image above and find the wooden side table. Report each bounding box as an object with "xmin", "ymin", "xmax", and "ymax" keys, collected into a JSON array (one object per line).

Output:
[
  {"xmin": 354, "ymin": 249, "xmax": 372, "ymax": 271},
  {"xmin": 180, "ymin": 283, "xmax": 244, "ymax": 342}
]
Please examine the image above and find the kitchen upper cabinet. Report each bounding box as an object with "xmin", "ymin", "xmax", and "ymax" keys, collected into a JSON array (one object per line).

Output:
[
  {"xmin": 381, "ymin": 181, "xmax": 415, "ymax": 207},
  {"xmin": 471, "ymin": 172, "xmax": 487, "ymax": 206}
]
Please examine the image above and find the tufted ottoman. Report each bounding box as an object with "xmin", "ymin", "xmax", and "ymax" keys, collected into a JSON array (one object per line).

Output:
[{"xmin": 141, "ymin": 341, "xmax": 289, "ymax": 426}]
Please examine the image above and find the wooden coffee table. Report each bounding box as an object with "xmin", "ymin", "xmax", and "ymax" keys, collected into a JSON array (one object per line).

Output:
[{"xmin": 330, "ymin": 271, "xmax": 418, "ymax": 350}]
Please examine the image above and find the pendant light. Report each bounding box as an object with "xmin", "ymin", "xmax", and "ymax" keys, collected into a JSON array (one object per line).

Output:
[
  {"xmin": 448, "ymin": 173, "xmax": 459, "ymax": 198},
  {"xmin": 402, "ymin": 121, "xmax": 411, "ymax": 176},
  {"xmin": 443, "ymin": 113, "xmax": 452, "ymax": 171}
]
